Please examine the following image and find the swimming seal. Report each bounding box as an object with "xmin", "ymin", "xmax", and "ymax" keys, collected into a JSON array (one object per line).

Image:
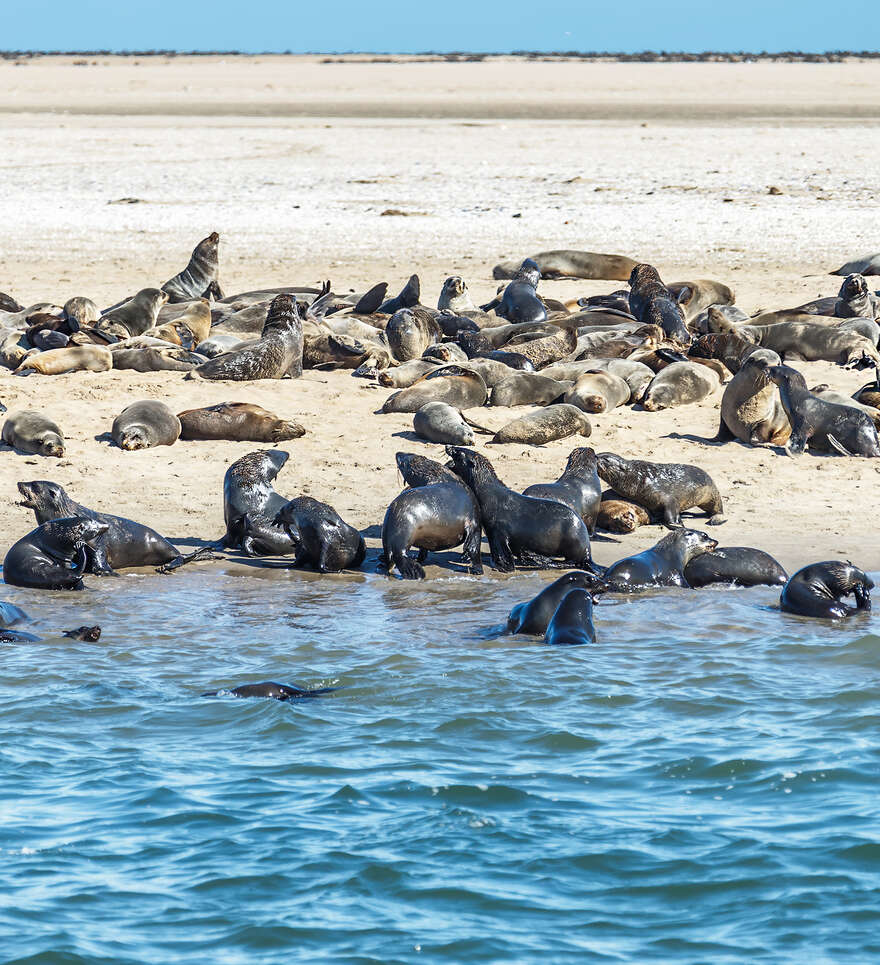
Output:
[
  {"xmin": 683, "ymin": 546, "xmax": 788, "ymax": 587},
  {"xmin": 596, "ymin": 452, "xmax": 725, "ymax": 527},
  {"xmin": 201, "ymin": 681, "xmax": 335, "ymax": 700},
  {"xmin": 628, "ymin": 264, "xmax": 692, "ymax": 345},
  {"xmin": 112, "ymin": 400, "xmax": 181, "ymax": 450},
  {"xmin": 17, "ymin": 480, "xmax": 216, "ymax": 574},
  {"xmin": 223, "ymin": 450, "xmax": 295, "ymax": 553},
  {"xmin": 767, "ymin": 364, "xmax": 880, "ymax": 456},
  {"xmin": 2, "ymin": 410, "xmax": 64, "ymax": 456},
  {"xmin": 523, "ymin": 447, "xmax": 602, "ymax": 532},
  {"xmin": 544, "ymin": 589, "xmax": 598, "ymax": 646},
  {"xmin": 63, "ymin": 626, "xmax": 102, "ymax": 641},
  {"xmin": 506, "ymin": 570, "xmax": 605, "ymax": 634},
  {"xmin": 491, "ymin": 404, "xmax": 591, "ymax": 446},
  {"xmin": 273, "ymin": 497, "xmax": 365, "ymax": 572},
  {"xmin": 445, "ymin": 446, "xmax": 597, "ymax": 572},
  {"xmin": 178, "ymin": 403, "xmax": 305, "ymax": 442},
  {"xmin": 780, "ymin": 562, "xmax": 873, "ymax": 618},
  {"xmin": 99, "ymin": 288, "xmax": 168, "ymax": 338},
  {"xmin": 381, "ymin": 452, "xmax": 482, "ymax": 579},
  {"xmin": 604, "ymin": 529, "xmax": 718, "ymax": 592},
  {"xmin": 496, "ymin": 260, "xmax": 547, "ymax": 324},
  {"xmin": 189, "ymin": 293, "xmax": 304, "ymax": 381},
  {"xmin": 162, "ymin": 232, "xmax": 222, "ymax": 303},
  {"xmin": 492, "ymin": 250, "xmax": 638, "ymax": 281},
  {"xmin": 3, "ymin": 516, "xmax": 108, "ymax": 590}
]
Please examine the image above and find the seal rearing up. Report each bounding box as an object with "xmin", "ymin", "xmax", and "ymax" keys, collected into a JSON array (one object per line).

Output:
[
  {"xmin": 628, "ymin": 264, "xmax": 692, "ymax": 346},
  {"xmin": 780, "ymin": 562, "xmax": 873, "ymax": 618},
  {"xmin": 444, "ymin": 446, "xmax": 597, "ymax": 573}
]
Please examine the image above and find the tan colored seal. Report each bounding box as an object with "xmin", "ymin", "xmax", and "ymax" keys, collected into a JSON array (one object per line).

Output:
[{"xmin": 14, "ymin": 345, "xmax": 112, "ymax": 375}]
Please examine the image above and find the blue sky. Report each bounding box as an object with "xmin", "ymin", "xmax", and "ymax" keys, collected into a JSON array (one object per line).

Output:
[{"xmin": 4, "ymin": 0, "xmax": 875, "ymax": 53}]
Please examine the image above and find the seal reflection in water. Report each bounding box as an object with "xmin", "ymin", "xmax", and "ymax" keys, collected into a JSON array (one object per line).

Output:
[{"xmin": 780, "ymin": 562, "xmax": 873, "ymax": 619}]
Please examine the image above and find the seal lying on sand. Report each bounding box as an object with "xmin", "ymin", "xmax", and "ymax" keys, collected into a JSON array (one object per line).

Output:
[
  {"xmin": 523, "ymin": 447, "xmax": 602, "ymax": 532},
  {"xmin": 493, "ymin": 250, "xmax": 638, "ymax": 281},
  {"xmin": 445, "ymin": 446, "xmax": 597, "ymax": 573},
  {"xmin": 544, "ymin": 589, "xmax": 598, "ymax": 646},
  {"xmin": 490, "ymin": 404, "xmax": 592, "ymax": 446},
  {"xmin": 178, "ymin": 403, "xmax": 305, "ymax": 442},
  {"xmin": 381, "ymin": 453, "xmax": 482, "ymax": 579},
  {"xmin": 604, "ymin": 529, "xmax": 718, "ymax": 592},
  {"xmin": 3, "ymin": 517, "xmax": 108, "ymax": 590},
  {"xmin": 506, "ymin": 570, "xmax": 605, "ymax": 634},
  {"xmin": 274, "ymin": 497, "xmax": 365, "ymax": 572},
  {"xmin": 2, "ymin": 410, "xmax": 65, "ymax": 457},
  {"xmin": 17, "ymin": 480, "xmax": 216, "ymax": 574},
  {"xmin": 596, "ymin": 453, "xmax": 725, "ymax": 527},
  {"xmin": 382, "ymin": 367, "xmax": 488, "ymax": 413},
  {"xmin": 683, "ymin": 547, "xmax": 788, "ymax": 587},
  {"xmin": 112, "ymin": 401, "xmax": 181, "ymax": 450},
  {"xmin": 780, "ymin": 562, "xmax": 873, "ymax": 618},
  {"xmin": 833, "ymin": 252, "xmax": 880, "ymax": 276},
  {"xmin": 14, "ymin": 345, "xmax": 113, "ymax": 375}
]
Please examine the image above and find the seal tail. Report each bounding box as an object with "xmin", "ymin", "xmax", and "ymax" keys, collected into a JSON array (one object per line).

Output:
[
  {"xmin": 156, "ymin": 546, "xmax": 219, "ymax": 574},
  {"xmin": 827, "ymin": 433, "xmax": 853, "ymax": 456}
]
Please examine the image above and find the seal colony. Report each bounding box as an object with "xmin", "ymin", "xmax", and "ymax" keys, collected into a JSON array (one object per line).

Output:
[{"xmin": 1, "ymin": 231, "xmax": 878, "ymax": 664}]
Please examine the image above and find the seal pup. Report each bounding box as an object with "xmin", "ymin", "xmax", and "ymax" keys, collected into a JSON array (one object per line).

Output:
[
  {"xmin": 178, "ymin": 403, "xmax": 305, "ymax": 442},
  {"xmin": 501, "ymin": 328, "xmax": 577, "ymax": 370},
  {"xmin": 98, "ymin": 288, "xmax": 168, "ymax": 338},
  {"xmin": 496, "ymin": 259, "xmax": 547, "ymax": 324},
  {"xmin": 112, "ymin": 401, "xmax": 181, "ymax": 450},
  {"xmin": 641, "ymin": 361, "xmax": 721, "ymax": 411},
  {"xmin": 378, "ymin": 359, "xmax": 441, "ymax": 388},
  {"xmin": 3, "ymin": 516, "xmax": 108, "ymax": 590},
  {"xmin": 381, "ymin": 452, "xmax": 482, "ymax": 579},
  {"xmin": 223, "ymin": 449, "xmax": 294, "ymax": 552},
  {"xmin": 712, "ymin": 351, "xmax": 790, "ymax": 445},
  {"xmin": 597, "ymin": 498, "xmax": 650, "ymax": 534},
  {"xmin": 506, "ymin": 570, "xmax": 605, "ymax": 635},
  {"xmin": 273, "ymin": 497, "xmax": 365, "ymax": 572},
  {"xmin": 14, "ymin": 345, "xmax": 113, "ymax": 375},
  {"xmin": 162, "ymin": 232, "xmax": 222, "ymax": 302},
  {"xmin": 445, "ymin": 446, "xmax": 597, "ymax": 572},
  {"xmin": 628, "ymin": 264, "xmax": 692, "ymax": 345},
  {"xmin": 523, "ymin": 447, "xmax": 602, "ymax": 532},
  {"xmin": 491, "ymin": 404, "xmax": 591, "ymax": 446},
  {"xmin": 596, "ymin": 453, "xmax": 725, "ymax": 527},
  {"xmin": 684, "ymin": 547, "xmax": 788, "ymax": 588},
  {"xmin": 17, "ymin": 480, "xmax": 215, "ymax": 574},
  {"xmin": 188, "ymin": 293, "xmax": 304, "ymax": 381},
  {"xmin": 378, "ymin": 275, "xmax": 420, "ymax": 314},
  {"xmin": 492, "ymin": 250, "xmax": 638, "ymax": 281},
  {"xmin": 780, "ymin": 562, "xmax": 873, "ymax": 618},
  {"xmin": 853, "ymin": 368, "xmax": 880, "ymax": 410},
  {"xmin": 544, "ymin": 589, "xmax": 598, "ymax": 646},
  {"xmin": 413, "ymin": 402, "xmax": 489, "ymax": 446},
  {"xmin": 201, "ymin": 681, "xmax": 334, "ymax": 700},
  {"xmin": 2, "ymin": 411, "xmax": 64, "ymax": 457},
  {"xmin": 604, "ymin": 529, "xmax": 718, "ymax": 592},
  {"xmin": 382, "ymin": 367, "xmax": 488, "ymax": 413},
  {"xmin": 767, "ymin": 364, "xmax": 880, "ymax": 456}
]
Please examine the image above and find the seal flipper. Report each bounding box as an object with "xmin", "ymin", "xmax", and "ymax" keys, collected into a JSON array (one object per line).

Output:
[
  {"xmin": 86, "ymin": 545, "xmax": 118, "ymax": 576},
  {"xmin": 826, "ymin": 433, "xmax": 853, "ymax": 456},
  {"xmin": 353, "ymin": 282, "xmax": 388, "ymax": 315},
  {"xmin": 156, "ymin": 545, "xmax": 218, "ymax": 574},
  {"xmin": 392, "ymin": 550, "xmax": 426, "ymax": 580},
  {"xmin": 487, "ymin": 530, "xmax": 516, "ymax": 573},
  {"xmin": 460, "ymin": 413, "xmax": 494, "ymax": 436}
]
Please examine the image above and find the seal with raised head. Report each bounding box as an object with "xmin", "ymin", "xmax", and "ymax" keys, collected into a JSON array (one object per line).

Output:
[
  {"xmin": 14, "ymin": 345, "xmax": 113, "ymax": 375},
  {"xmin": 2, "ymin": 410, "xmax": 64, "ymax": 457},
  {"xmin": 604, "ymin": 529, "xmax": 718, "ymax": 592},
  {"xmin": 382, "ymin": 452, "xmax": 482, "ymax": 579},
  {"xmin": 63, "ymin": 296, "xmax": 100, "ymax": 328},
  {"xmin": 189, "ymin": 293, "xmax": 304, "ymax": 381},
  {"xmin": 780, "ymin": 562, "xmax": 873, "ymax": 618},
  {"xmin": 3, "ymin": 516, "xmax": 108, "ymax": 590},
  {"xmin": 382, "ymin": 367, "xmax": 488, "ymax": 413},
  {"xmin": 274, "ymin": 497, "xmax": 365, "ymax": 572},
  {"xmin": 496, "ymin": 259, "xmax": 547, "ymax": 324},
  {"xmin": 99, "ymin": 288, "xmax": 168, "ymax": 338},
  {"xmin": 17, "ymin": 480, "xmax": 215, "ymax": 574},
  {"xmin": 689, "ymin": 329, "xmax": 763, "ymax": 374},
  {"xmin": 223, "ymin": 449, "xmax": 295, "ymax": 553},
  {"xmin": 684, "ymin": 546, "xmax": 788, "ymax": 588},
  {"xmin": 544, "ymin": 589, "xmax": 598, "ymax": 646},
  {"xmin": 178, "ymin": 403, "xmax": 305, "ymax": 442},
  {"xmin": 628, "ymin": 264, "xmax": 692, "ymax": 345},
  {"xmin": 596, "ymin": 452, "xmax": 725, "ymax": 527},
  {"xmin": 834, "ymin": 273, "xmax": 880, "ymax": 321},
  {"xmin": 713, "ymin": 351, "xmax": 790, "ymax": 445},
  {"xmin": 492, "ymin": 250, "xmax": 638, "ymax": 281},
  {"xmin": 506, "ymin": 570, "xmax": 605, "ymax": 635},
  {"xmin": 438, "ymin": 276, "xmax": 477, "ymax": 313},
  {"xmin": 523, "ymin": 447, "xmax": 602, "ymax": 532},
  {"xmin": 162, "ymin": 232, "xmax": 222, "ymax": 302},
  {"xmin": 445, "ymin": 446, "xmax": 597, "ymax": 572},
  {"xmin": 766, "ymin": 364, "xmax": 880, "ymax": 456},
  {"xmin": 112, "ymin": 401, "xmax": 181, "ymax": 450},
  {"xmin": 491, "ymin": 404, "xmax": 591, "ymax": 446}
]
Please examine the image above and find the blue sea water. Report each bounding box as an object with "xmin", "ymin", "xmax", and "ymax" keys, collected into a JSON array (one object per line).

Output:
[{"xmin": 1, "ymin": 566, "xmax": 879, "ymax": 964}]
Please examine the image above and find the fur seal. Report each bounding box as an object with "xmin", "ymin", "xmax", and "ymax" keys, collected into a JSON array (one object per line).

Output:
[
  {"xmin": 382, "ymin": 368, "xmax": 487, "ymax": 413},
  {"xmin": 712, "ymin": 351, "xmax": 790, "ymax": 445},
  {"xmin": 492, "ymin": 250, "xmax": 638, "ymax": 281},
  {"xmin": 809, "ymin": 386, "xmax": 880, "ymax": 430},
  {"xmin": 564, "ymin": 371, "xmax": 630, "ymax": 413},
  {"xmin": 201, "ymin": 681, "xmax": 334, "ymax": 700},
  {"xmin": 0, "ymin": 292, "xmax": 22, "ymax": 313},
  {"xmin": 496, "ymin": 260, "xmax": 547, "ymax": 324},
  {"xmin": 722, "ymin": 319, "xmax": 880, "ymax": 368},
  {"xmin": 853, "ymin": 370, "xmax": 880, "ymax": 410},
  {"xmin": 684, "ymin": 547, "xmax": 788, "ymax": 588},
  {"xmin": 667, "ymin": 279, "xmax": 735, "ymax": 322},
  {"xmin": 112, "ymin": 346, "xmax": 204, "ymax": 372},
  {"xmin": 422, "ymin": 343, "xmax": 469, "ymax": 365},
  {"xmin": 689, "ymin": 329, "xmax": 763, "ymax": 373},
  {"xmin": 445, "ymin": 446, "xmax": 596, "ymax": 572},
  {"xmin": 162, "ymin": 232, "xmax": 222, "ymax": 302},
  {"xmin": 501, "ymin": 328, "xmax": 577, "ymax": 369},
  {"xmin": 378, "ymin": 275, "xmax": 420, "ymax": 314},
  {"xmin": 2, "ymin": 411, "xmax": 64, "ymax": 457},
  {"xmin": 178, "ymin": 403, "xmax": 304, "ymax": 442},
  {"xmin": 274, "ymin": 497, "xmax": 365, "ymax": 572},
  {"xmin": 438, "ymin": 276, "xmax": 477, "ymax": 313},
  {"xmin": 14, "ymin": 345, "xmax": 113, "ymax": 375},
  {"xmin": 381, "ymin": 452, "xmax": 482, "ymax": 579},
  {"xmin": 544, "ymin": 358, "xmax": 654, "ymax": 402},
  {"xmin": 767, "ymin": 364, "xmax": 880, "ymax": 456},
  {"xmin": 3, "ymin": 516, "xmax": 108, "ymax": 590},
  {"xmin": 523, "ymin": 447, "xmax": 602, "ymax": 532},
  {"xmin": 436, "ymin": 311, "xmax": 480, "ymax": 338},
  {"xmin": 99, "ymin": 288, "xmax": 168, "ymax": 338},
  {"xmin": 413, "ymin": 402, "xmax": 486, "ymax": 446},
  {"xmin": 189, "ymin": 293, "xmax": 304, "ymax": 381},
  {"xmin": 834, "ymin": 274, "xmax": 880, "ymax": 320},
  {"xmin": 387, "ymin": 308, "xmax": 440, "ymax": 361},
  {"xmin": 17, "ymin": 480, "xmax": 214, "ymax": 574},
  {"xmin": 196, "ymin": 334, "xmax": 245, "ymax": 359},
  {"xmin": 64, "ymin": 625, "xmax": 102, "ymax": 641},
  {"xmin": 544, "ymin": 589, "xmax": 598, "ymax": 646},
  {"xmin": 604, "ymin": 529, "xmax": 718, "ymax": 591},
  {"xmin": 596, "ymin": 498, "xmax": 650, "ymax": 534},
  {"xmin": 223, "ymin": 449, "xmax": 293, "ymax": 551},
  {"xmin": 377, "ymin": 359, "xmax": 440, "ymax": 388},
  {"xmin": 780, "ymin": 562, "xmax": 873, "ymax": 618},
  {"xmin": 490, "ymin": 404, "xmax": 591, "ymax": 446},
  {"xmin": 156, "ymin": 299, "xmax": 212, "ymax": 345},
  {"xmin": 64, "ymin": 296, "xmax": 100, "ymax": 327},
  {"xmin": 506, "ymin": 570, "xmax": 604, "ymax": 634},
  {"xmin": 29, "ymin": 330, "xmax": 69, "ymax": 351},
  {"xmin": 641, "ymin": 361, "xmax": 720, "ymax": 411},
  {"xmin": 596, "ymin": 452, "xmax": 725, "ymax": 527},
  {"xmin": 490, "ymin": 373, "xmax": 569, "ymax": 407},
  {"xmin": 833, "ymin": 252, "xmax": 880, "ymax": 276},
  {"xmin": 628, "ymin": 264, "xmax": 692, "ymax": 345},
  {"xmin": 112, "ymin": 401, "xmax": 181, "ymax": 450}
]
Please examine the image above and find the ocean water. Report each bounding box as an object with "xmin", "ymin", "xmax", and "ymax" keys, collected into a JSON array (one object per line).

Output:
[{"xmin": 1, "ymin": 565, "xmax": 879, "ymax": 964}]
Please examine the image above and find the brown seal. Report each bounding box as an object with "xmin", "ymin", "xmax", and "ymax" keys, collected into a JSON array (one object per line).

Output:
[
  {"xmin": 490, "ymin": 404, "xmax": 591, "ymax": 446},
  {"xmin": 596, "ymin": 498, "xmax": 650, "ymax": 534},
  {"xmin": 177, "ymin": 403, "xmax": 305, "ymax": 442},
  {"xmin": 492, "ymin": 250, "xmax": 638, "ymax": 281},
  {"xmin": 14, "ymin": 345, "xmax": 113, "ymax": 375},
  {"xmin": 162, "ymin": 232, "xmax": 223, "ymax": 302},
  {"xmin": 98, "ymin": 288, "xmax": 169, "ymax": 338},
  {"xmin": 628, "ymin": 264, "xmax": 692, "ymax": 345}
]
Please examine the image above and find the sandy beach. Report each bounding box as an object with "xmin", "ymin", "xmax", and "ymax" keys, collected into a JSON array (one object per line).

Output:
[{"xmin": 1, "ymin": 55, "xmax": 879, "ymax": 572}]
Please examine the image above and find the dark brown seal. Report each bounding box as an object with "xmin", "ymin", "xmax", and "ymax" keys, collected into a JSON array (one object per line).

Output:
[
  {"xmin": 178, "ymin": 403, "xmax": 305, "ymax": 442},
  {"xmin": 522, "ymin": 447, "xmax": 602, "ymax": 532},
  {"xmin": 628, "ymin": 264, "xmax": 692, "ymax": 345},
  {"xmin": 3, "ymin": 516, "xmax": 108, "ymax": 590},
  {"xmin": 604, "ymin": 529, "xmax": 718, "ymax": 591},
  {"xmin": 780, "ymin": 562, "xmax": 873, "ymax": 618},
  {"xmin": 273, "ymin": 497, "xmax": 366, "ymax": 572}
]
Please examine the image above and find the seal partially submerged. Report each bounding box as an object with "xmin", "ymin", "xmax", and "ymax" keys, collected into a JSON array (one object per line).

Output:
[
  {"xmin": 544, "ymin": 589, "xmax": 598, "ymax": 646},
  {"xmin": 780, "ymin": 562, "xmax": 873, "ymax": 618},
  {"xmin": 604, "ymin": 529, "xmax": 718, "ymax": 592},
  {"xmin": 506, "ymin": 570, "xmax": 605, "ymax": 634},
  {"xmin": 4, "ymin": 516, "xmax": 108, "ymax": 590}
]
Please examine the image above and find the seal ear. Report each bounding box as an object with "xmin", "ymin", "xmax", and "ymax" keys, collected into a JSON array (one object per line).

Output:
[{"xmin": 676, "ymin": 286, "xmax": 692, "ymax": 305}]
